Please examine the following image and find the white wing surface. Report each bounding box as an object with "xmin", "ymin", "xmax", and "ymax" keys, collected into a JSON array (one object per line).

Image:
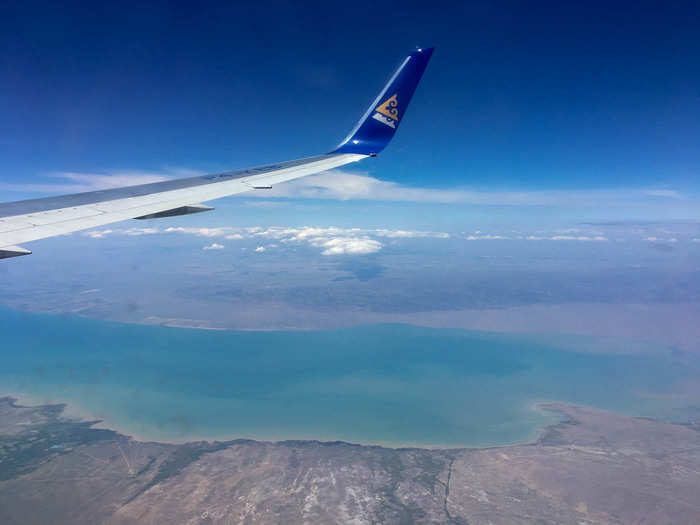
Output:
[{"xmin": 0, "ymin": 154, "xmax": 365, "ymax": 258}]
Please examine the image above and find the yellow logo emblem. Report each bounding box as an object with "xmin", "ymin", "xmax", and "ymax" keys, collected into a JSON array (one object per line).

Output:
[{"xmin": 375, "ymin": 94, "xmax": 399, "ymax": 121}]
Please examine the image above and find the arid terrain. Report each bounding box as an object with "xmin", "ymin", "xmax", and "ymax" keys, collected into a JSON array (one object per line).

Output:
[{"xmin": 1, "ymin": 397, "xmax": 699, "ymax": 524}]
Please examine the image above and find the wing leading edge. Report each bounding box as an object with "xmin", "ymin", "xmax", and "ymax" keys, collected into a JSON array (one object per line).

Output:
[{"xmin": 0, "ymin": 48, "xmax": 433, "ymax": 259}]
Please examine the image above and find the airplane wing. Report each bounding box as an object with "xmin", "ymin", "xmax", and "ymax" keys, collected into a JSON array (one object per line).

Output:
[{"xmin": 0, "ymin": 48, "xmax": 433, "ymax": 259}]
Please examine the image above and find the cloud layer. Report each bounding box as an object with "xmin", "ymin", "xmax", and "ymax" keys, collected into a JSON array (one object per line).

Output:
[
  {"xmin": 243, "ymin": 170, "xmax": 691, "ymax": 207},
  {"xmin": 308, "ymin": 237, "xmax": 382, "ymax": 255},
  {"xmin": 4, "ymin": 168, "xmax": 692, "ymax": 211},
  {"xmin": 0, "ymin": 172, "xmax": 178, "ymax": 194},
  {"xmin": 83, "ymin": 223, "xmax": 700, "ymax": 255},
  {"xmin": 83, "ymin": 226, "xmax": 450, "ymax": 256}
]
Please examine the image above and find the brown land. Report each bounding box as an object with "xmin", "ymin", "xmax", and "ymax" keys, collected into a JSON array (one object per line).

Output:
[{"xmin": 1, "ymin": 397, "xmax": 699, "ymax": 524}]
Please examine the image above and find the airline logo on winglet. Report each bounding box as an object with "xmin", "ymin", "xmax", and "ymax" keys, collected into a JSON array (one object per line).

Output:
[{"xmin": 372, "ymin": 94, "xmax": 399, "ymax": 128}]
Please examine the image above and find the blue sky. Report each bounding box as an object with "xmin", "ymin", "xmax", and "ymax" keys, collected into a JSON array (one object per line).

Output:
[
  {"xmin": 2, "ymin": 1, "xmax": 699, "ymax": 191},
  {"xmin": 1, "ymin": 0, "xmax": 700, "ymax": 242}
]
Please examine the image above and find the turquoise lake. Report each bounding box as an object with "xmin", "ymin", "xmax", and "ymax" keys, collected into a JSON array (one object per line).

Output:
[{"xmin": 1, "ymin": 307, "xmax": 699, "ymax": 447}]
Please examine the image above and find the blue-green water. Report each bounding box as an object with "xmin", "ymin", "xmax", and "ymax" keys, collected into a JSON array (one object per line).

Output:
[{"xmin": 1, "ymin": 308, "xmax": 699, "ymax": 446}]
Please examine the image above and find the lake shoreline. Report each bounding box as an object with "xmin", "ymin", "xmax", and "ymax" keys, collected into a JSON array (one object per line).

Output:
[{"xmin": 2, "ymin": 392, "xmax": 571, "ymax": 449}]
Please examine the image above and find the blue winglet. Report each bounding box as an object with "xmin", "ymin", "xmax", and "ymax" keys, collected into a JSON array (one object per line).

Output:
[{"xmin": 333, "ymin": 47, "xmax": 434, "ymax": 156}]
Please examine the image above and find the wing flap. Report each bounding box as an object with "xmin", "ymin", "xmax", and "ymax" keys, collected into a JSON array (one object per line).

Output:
[
  {"xmin": 0, "ymin": 245, "xmax": 32, "ymax": 259},
  {"xmin": 134, "ymin": 204, "xmax": 214, "ymax": 220}
]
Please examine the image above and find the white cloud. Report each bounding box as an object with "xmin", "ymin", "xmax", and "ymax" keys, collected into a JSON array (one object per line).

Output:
[
  {"xmin": 644, "ymin": 236, "xmax": 679, "ymax": 243},
  {"xmin": 202, "ymin": 243, "xmax": 224, "ymax": 250},
  {"xmin": 242, "ymin": 170, "xmax": 690, "ymax": 207},
  {"xmin": 465, "ymin": 234, "xmax": 608, "ymax": 241},
  {"xmin": 466, "ymin": 234, "xmax": 508, "ymax": 240},
  {"xmin": 4, "ymin": 163, "xmax": 689, "ymax": 213},
  {"xmin": 123, "ymin": 227, "xmax": 159, "ymax": 236},
  {"xmin": 373, "ymin": 229, "xmax": 449, "ymax": 239},
  {"xmin": 549, "ymin": 235, "xmax": 608, "ymax": 241},
  {"xmin": 251, "ymin": 171, "xmax": 511, "ymax": 203},
  {"xmin": 164, "ymin": 227, "xmax": 232, "ymax": 237},
  {"xmin": 308, "ymin": 237, "xmax": 382, "ymax": 255},
  {"xmin": 0, "ymin": 171, "xmax": 178, "ymax": 194},
  {"xmin": 161, "ymin": 225, "xmax": 393, "ymax": 256},
  {"xmin": 644, "ymin": 189, "xmax": 683, "ymax": 199},
  {"xmin": 54, "ymin": 172, "xmax": 171, "ymax": 190},
  {"xmin": 83, "ymin": 229, "xmax": 114, "ymax": 239},
  {"xmin": 81, "ymin": 223, "xmax": 641, "ymax": 255},
  {"xmin": 242, "ymin": 226, "xmax": 448, "ymax": 241},
  {"xmin": 85, "ymin": 227, "xmax": 160, "ymax": 238}
]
